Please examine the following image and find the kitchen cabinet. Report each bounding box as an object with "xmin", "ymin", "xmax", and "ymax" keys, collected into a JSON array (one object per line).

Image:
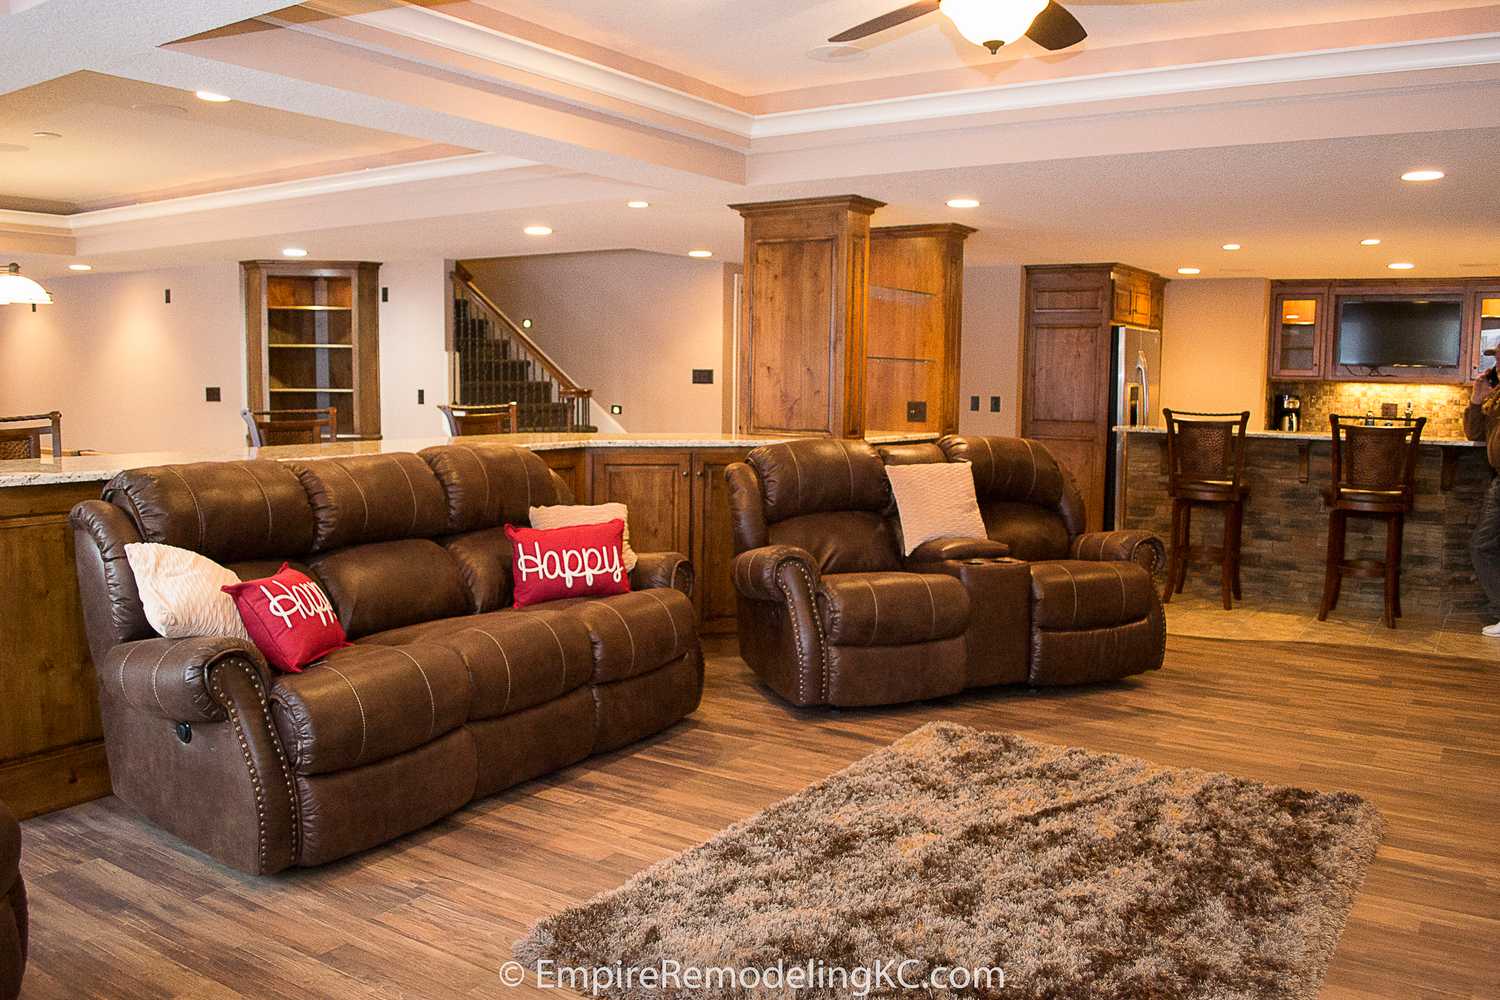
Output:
[
  {"xmin": 1268, "ymin": 285, "xmax": 1329, "ymax": 380},
  {"xmin": 588, "ymin": 446, "xmax": 748, "ymax": 633}
]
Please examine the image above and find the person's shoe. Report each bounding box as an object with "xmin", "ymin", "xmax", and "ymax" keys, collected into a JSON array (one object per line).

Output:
[{"xmin": 1484, "ymin": 622, "xmax": 1500, "ymax": 638}]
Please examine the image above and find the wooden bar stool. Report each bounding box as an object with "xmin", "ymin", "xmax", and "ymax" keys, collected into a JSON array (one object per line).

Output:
[
  {"xmin": 438, "ymin": 402, "xmax": 520, "ymax": 436},
  {"xmin": 1162, "ymin": 409, "xmax": 1250, "ymax": 610},
  {"xmin": 241, "ymin": 407, "xmax": 337, "ymax": 447},
  {"xmin": 1318, "ymin": 414, "xmax": 1425, "ymax": 630},
  {"xmin": 0, "ymin": 411, "xmax": 62, "ymax": 459}
]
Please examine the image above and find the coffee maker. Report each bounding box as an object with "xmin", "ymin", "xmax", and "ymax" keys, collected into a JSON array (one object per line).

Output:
[{"xmin": 1272, "ymin": 392, "xmax": 1302, "ymax": 433}]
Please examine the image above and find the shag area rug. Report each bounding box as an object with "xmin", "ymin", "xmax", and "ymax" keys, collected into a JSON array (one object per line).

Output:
[{"xmin": 516, "ymin": 722, "xmax": 1383, "ymax": 999}]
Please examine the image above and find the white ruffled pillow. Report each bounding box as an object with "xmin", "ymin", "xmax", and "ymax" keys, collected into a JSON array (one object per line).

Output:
[
  {"xmin": 528, "ymin": 502, "xmax": 638, "ymax": 571},
  {"xmin": 124, "ymin": 542, "xmax": 252, "ymax": 640}
]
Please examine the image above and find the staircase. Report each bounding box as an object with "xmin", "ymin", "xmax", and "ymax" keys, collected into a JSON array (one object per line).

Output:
[{"xmin": 451, "ymin": 265, "xmax": 595, "ymax": 433}]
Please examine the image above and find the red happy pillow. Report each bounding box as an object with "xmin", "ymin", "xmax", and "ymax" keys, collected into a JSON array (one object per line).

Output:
[
  {"xmin": 222, "ymin": 563, "xmax": 348, "ymax": 672},
  {"xmin": 507, "ymin": 519, "xmax": 631, "ymax": 608}
]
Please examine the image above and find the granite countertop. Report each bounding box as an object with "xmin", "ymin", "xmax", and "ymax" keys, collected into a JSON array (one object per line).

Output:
[
  {"xmin": 0, "ymin": 431, "xmax": 940, "ymax": 488},
  {"xmin": 1115, "ymin": 425, "xmax": 1484, "ymax": 448}
]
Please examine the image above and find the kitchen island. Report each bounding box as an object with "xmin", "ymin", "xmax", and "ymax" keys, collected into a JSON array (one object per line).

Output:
[
  {"xmin": 0, "ymin": 431, "xmax": 934, "ymax": 819},
  {"xmin": 1115, "ymin": 425, "xmax": 1490, "ymax": 619}
]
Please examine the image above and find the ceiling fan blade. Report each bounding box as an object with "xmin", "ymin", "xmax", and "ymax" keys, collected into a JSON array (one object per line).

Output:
[
  {"xmin": 828, "ymin": 1, "xmax": 941, "ymax": 42},
  {"xmin": 1026, "ymin": 1, "xmax": 1088, "ymax": 50}
]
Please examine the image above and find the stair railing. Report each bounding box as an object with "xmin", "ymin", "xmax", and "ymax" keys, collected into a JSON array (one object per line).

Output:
[{"xmin": 451, "ymin": 264, "xmax": 594, "ymax": 432}]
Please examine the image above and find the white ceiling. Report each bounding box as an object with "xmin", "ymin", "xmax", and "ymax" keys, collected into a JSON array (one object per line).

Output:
[
  {"xmin": 473, "ymin": 0, "xmax": 1500, "ymax": 93},
  {"xmin": 18, "ymin": 126, "xmax": 1498, "ymax": 281},
  {"xmin": 0, "ymin": 71, "xmax": 463, "ymax": 213}
]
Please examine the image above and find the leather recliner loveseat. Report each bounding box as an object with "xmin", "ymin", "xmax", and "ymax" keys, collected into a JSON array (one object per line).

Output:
[
  {"xmin": 726, "ymin": 437, "xmax": 1164, "ymax": 708},
  {"xmin": 70, "ymin": 443, "xmax": 703, "ymax": 875}
]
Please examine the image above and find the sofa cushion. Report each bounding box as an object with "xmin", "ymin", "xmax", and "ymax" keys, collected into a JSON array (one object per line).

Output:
[
  {"xmin": 531, "ymin": 589, "xmax": 695, "ymax": 684},
  {"xmin": 309, "ymin": 539, "xmax": 470, "ymax": 639},
  {"xmin": 1029, "ymin": 560, "xmax": 1155, "ymax": 630},
  {"xmin": 816, "ymin": 572, "xmax": 969, "ymax": 646},
  {"xmin": 104, "ymin": 460, "xmax": 315, "ymax": 563},
  {"xmin": 420, "ymin": 443, "xmax": 567, "ymax": 533},
  {"xmin": 293, "ymin": 454, "xmax": 450, "ymax": 551},
  {"xmin": 979, "ymin": 502, "xmax": 1072, "ymax": 562},
  {"xmin": 270, "ymin": 642, "xmax": 470, "ymax": 776},
  {"xmin": 441, "ymin": 527, "xmax": 513, "ymax": 613},
  {"xmin": 768, "ymin": 511, "xmax": 902, "ymax": 574},
  {"xmin": 435, "ymin": 609, "xmax": 594, "ymax": 719},
  {"xmin": 747, "ymin": 439, "xmax": 891, "ymax": 524},
  {"xmin": 884, "ymin": 462, "xmax": 988, "ymax": 557}
]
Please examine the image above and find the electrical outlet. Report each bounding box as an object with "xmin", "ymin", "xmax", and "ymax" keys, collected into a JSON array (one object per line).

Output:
[
  {"xmin": 417, "ymin": 389, "xmax": 425, "ymax": 405},
  {"xmin": 989, "ymin": 395, "xmax": 1001, "ymax": 413},
  {"xmin": 906, "ymin": 401, "xmax": 927, "ymax": 422},
  {"xmin": 970, "ymin": 395, "xmax": 980, "ymax": 412},
  {"xmin": 164, "ymin": 289, "xmax": 171, "ymax": 304},
  {"xmin": 691, "ymin": 369, "xmax": 714, "ymax": 384},
  {"xmin": 381, "ymin": 287, "xmax": 389, "ymax": 303},
  {"xmin": 204, "ymin": 386, "xmax": 221, "ymax": 402},
  {"xmin": 610, "ymin": 404, "xmax": 623, "ymax": 415}
]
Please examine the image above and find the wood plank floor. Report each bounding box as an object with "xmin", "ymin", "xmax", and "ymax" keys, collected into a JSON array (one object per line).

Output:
[{"xmin": 17, "ymin": 634, "xmax": 1499, "ymax": 999}]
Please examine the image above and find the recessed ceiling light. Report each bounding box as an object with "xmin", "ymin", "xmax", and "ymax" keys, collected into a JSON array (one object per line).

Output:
[
  {"xmin": 946, "ymin": 198, "xmax": 980, "ymax": 209},
  {"xmin": 1360, "ymin": 238, "xmax": 1382, "ymax": 246},
  {"xmin": 1177, "ymin": 267, "xmax": 1201, "ymax": 275},
  {"xmin": 687, "ymin": 249, "xmax": 713, "ymax": 258},
  {"xmin": 1220, "ymin": 243, "xmax": 1241, "ymax": 251},
  {"xmin": 68, "ymin": 264, "xmax": 93, "ymax": 271},
  {"xmin": 195, "ymin": 90, "xmax": 232, "ymax": 103},
  {"xmin": 626, "ymin": 200, "xmax": 650, "ymax": 209},
  {"xmin": 1388, "ymin": 262, "xmax": 1416, "ymax": 270},
  {"xmin": 1401, "ymin": 169, "xmax": 1444, "ymax": 182},
  {"xmin": 281, "ymin": 247, "xmax": 309, "ymax": 258},
  {"xmin": 523, "ymin": 225, "xmax": 553, "ymax": 236},
  {"xmin": 30, "ymin": 130, "xmax": 62, "ymax": 139}
]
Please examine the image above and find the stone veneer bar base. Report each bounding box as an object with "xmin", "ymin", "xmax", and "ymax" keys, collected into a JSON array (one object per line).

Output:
[{"xmin": 1120, "ymin": 432, "xmax": 1493, "ymax": 619}]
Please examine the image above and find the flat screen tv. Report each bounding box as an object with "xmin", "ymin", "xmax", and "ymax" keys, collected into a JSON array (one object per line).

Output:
[{"xmin": 1336, "ymin": 299, "xmax": 1462, "ymax": 368}]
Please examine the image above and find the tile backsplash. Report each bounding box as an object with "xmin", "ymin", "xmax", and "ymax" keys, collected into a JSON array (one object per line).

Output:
[{"xmin": 1275, "ymin": 381, "xmax": 1472, "ymax": 438}]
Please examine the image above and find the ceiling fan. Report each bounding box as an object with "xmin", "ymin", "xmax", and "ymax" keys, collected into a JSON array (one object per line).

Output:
[{"xmin": 830, "ymin": 0, "xmax": 1088, "ymax": 54}]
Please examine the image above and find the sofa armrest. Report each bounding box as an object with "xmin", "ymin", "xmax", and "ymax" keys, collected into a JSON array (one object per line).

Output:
[
  {"xmin": 102, "ymin": 636, "xmax": 272, "ymax": 723},
  {"xmin": 905, "ymin": 537, "xmax": 1010, "ymax": 565},
  {"xmin": 731, "ymin": 545, "xmax": 820, "ymax": 603},
  {"xmin": 1071, "ymin": 530, "xmax": 1165, "ymax": 577},
  {"xmin": 631, "ymin": 551, "xmax": 694, "ymax": 597}
]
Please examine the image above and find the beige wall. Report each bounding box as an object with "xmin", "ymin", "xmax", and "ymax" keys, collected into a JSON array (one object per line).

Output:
[
  {"xmin": 0, "ymin": 258, "xmax": 452, "ymax": 453},
  {"xmin": 1159, "ymin": 278, "xmax": 1272, "ymax": 429},
  {"xmin": 959, "ymin": 265, "xmax": 1025, "ymax": 436},
  {"xmin": 0, "ymin": 264, "xmax": 247, "ymax": 454},
  {"xmin": 463, "ymin": 251, "xmax": 731, "ymax": 434}
]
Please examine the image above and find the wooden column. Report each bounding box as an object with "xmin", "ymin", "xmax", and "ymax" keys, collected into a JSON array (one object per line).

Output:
[
  {"xmin": 866, "ymin": 223, "xmax": 975, "ymax": 434},
  {"xmin": 729, "ymin": 195, "xmax": 885, "ymax": 438}
]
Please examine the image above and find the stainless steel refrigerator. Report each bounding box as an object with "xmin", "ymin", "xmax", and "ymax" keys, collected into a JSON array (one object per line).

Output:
[{"xmin": 1105, "ymin": 324, "xmax": 1163, "ymax": 527}]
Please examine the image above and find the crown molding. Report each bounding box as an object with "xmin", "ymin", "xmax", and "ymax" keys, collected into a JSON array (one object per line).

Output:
[
  {"xmin": 749, "ymin": 33, "xmax": 1500, "ymax": 138},
  {"xmin": 5, "ymin": 152, "xmax": 535, "ymax": 232}
]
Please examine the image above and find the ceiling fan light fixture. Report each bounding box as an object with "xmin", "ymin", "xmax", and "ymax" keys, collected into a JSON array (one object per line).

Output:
[
  {"xmin": 0, "ymin": 262, "xmax": 54, "ymax": 305},
  {"xmin": 939, "ymin": 0, "xmax": 1048, "ymax": 53}
]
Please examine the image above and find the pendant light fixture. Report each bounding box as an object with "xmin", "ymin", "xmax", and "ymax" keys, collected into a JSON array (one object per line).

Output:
[
  {"xmin": 0, "ymin": 263, "xmax": 53, "ymax": 305},
  {"xmin": 938, "ymin": 0, "xmax": 1049, "ymax": 53}
]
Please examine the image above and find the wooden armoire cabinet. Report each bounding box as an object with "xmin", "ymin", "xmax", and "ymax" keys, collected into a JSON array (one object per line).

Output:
[
  {"xmin": 864, "ymin": 223, "xmax": 974, "ymax": 433},
  {"xmin": 1021, "ymin": 264, "xmax": 1166, "ymax": 532},
  {"xmin": 242, "ymin": 260, "xmax": 382, "ymax": 440}
]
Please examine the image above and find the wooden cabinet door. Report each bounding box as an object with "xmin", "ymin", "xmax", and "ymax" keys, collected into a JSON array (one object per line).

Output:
[
  {"xmin": 589, "ymin": 450, "xmax": 693, "ymax": 561},
  {"xmin": 1022, "ymin": 267, "xmax": 1112, "ymax": 532},
  {"xmin": 1269, "ymin": 288, "xmax": 1327, "ymax": 379},
  {"xmin": 691, "ymin": 450, "xmax": 749, "ymax": 633},
  {"xmin": 536, "ymin": 448, "xmax": 587, "ymax": 502},
  {"xmin": 1471, "ymin": 288, "xmax": 1500, "ymax": 382}
]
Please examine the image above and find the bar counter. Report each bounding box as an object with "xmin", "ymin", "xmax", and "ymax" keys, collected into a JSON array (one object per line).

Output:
[{"xmin": 1115, "ymin": 425, "xmax": 1490, "ymax": 618}]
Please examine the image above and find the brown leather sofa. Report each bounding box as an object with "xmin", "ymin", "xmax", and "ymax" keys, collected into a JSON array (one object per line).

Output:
[
  {"xmin": 70, "ymin": 443, "xmax": 703, "ymax": 875},
  {"xmin": 1, "ymin": 798, "xmax": 23, "ymax": 1000},
  {"xmin": 726, "ymin": 437, "xmax": 1164, "ymax": 708}
]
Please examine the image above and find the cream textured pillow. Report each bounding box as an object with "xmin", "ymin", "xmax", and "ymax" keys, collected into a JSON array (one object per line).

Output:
[
  {"xmin": 125, "ymin": 542, "xmax": 253, "ymax": 641},
  {"xmin": 885, "ymin": 462, "xmax": 989, "ymax": 557},
  {"xmin": 528, "ymin": 502, "xmax": 638, "ymax": 571}
]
